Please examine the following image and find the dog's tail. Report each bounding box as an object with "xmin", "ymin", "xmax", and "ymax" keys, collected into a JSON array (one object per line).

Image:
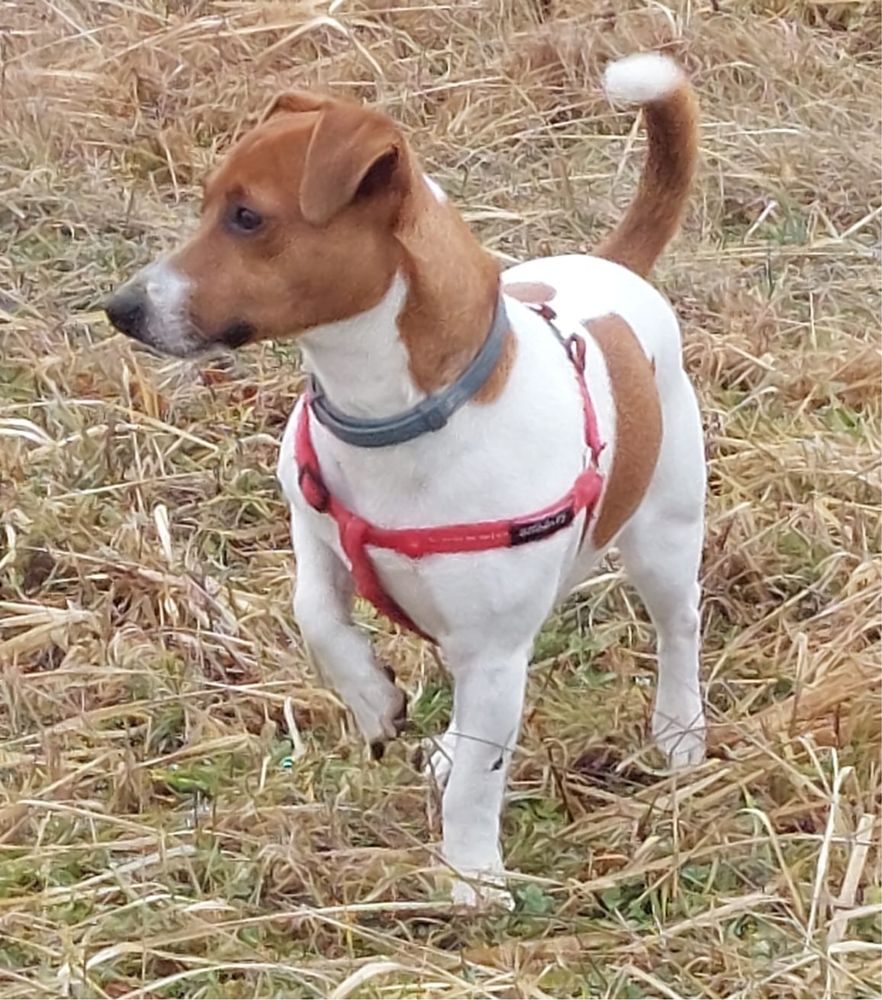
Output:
[{"xmin": 595, "ymin": 53, "xmax": 698, "ymax": 279}]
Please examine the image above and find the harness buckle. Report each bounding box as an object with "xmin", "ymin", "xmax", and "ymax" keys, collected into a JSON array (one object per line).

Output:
[
  {"xmin": 566, "ymin": 333, "xmax": 587, "ymax": 373},
  {"xmin": 298, "ymin": 464, "xmax": 330, "ymax": 513}
]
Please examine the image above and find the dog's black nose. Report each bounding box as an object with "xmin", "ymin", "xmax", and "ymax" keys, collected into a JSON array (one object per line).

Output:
[{"xmin": 104, "ymin": 286, "xmax": 146, "ymax": 338}]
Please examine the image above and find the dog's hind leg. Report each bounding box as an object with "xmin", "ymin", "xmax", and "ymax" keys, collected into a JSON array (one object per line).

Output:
[
  {"xmin": 290, "ymin": 514, "xmax": 406, "ymax": 755},
  {"xmin": 616, "ymin": 371, "xmax": 706, "ymax": 768}
]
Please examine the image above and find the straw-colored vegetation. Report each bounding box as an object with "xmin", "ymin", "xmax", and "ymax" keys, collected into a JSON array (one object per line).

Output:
[{"xmin": 1, "ymin": 1, "xmax": 879, "ymax": 997}]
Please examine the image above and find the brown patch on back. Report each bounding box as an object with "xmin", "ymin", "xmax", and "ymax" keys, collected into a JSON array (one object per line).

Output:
[
  {"xmin": 586, "ymin": 314, "xmax": 662, "ymax": 548},
  {"xmin": 503, "ymin": 281, "xmax": 555, "ymax": 305}
]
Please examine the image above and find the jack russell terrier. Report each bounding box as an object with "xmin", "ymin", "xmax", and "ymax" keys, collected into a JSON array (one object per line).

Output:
[{"xmin": 105, "ymin": 52, "xmax": 706, "ymax": 908}]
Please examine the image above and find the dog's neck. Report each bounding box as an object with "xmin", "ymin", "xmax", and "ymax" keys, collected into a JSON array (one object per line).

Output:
[
  {"xmin": 298, "ymin": 176, "xmax": 505, "ymax": 420},
  {"xmin": 298, "ymin": 274, "xmax": 416, "ymax": 418}
]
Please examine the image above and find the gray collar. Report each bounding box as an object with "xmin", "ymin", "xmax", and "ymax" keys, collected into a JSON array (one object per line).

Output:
[{"xmin": 308, "ymin": 292, "xmax": 509, "ymax": 448}]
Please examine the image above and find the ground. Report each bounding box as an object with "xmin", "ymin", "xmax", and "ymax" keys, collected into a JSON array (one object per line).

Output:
[{"xmin": 0, "ymin": 1, "xmax": 880, "ymax": 997}]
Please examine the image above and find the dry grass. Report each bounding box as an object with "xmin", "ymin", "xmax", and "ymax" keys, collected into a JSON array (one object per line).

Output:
[{"xmin": 1, "ymin": 0, "xmax": 880, "ymax": 997}]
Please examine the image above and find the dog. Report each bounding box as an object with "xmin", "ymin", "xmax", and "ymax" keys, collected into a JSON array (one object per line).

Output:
[{"xmin": 105, "ymin": 52, "xmax": 706, "ymax": 908}]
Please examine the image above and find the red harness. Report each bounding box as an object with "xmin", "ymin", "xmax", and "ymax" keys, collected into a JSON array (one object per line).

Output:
[{"xmin": 295, "ymin": 313, "xmax": 604, "ymax": 640}]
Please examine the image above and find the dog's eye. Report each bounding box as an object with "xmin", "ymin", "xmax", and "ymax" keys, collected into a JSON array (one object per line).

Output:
[{"xmin": 230, "ymin": 206, "xmax": 263, "ymax": 233}]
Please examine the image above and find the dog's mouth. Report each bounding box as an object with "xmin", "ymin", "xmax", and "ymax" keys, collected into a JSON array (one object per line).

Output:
[
  {"xmin": 104, "ymin": 291, "xmax": 257, "ymax": 358},
  {"xmin": 103, "ymin": 254, "xmax": 262, "ymax": 358},
  {"xmin": 217, "ymin": 321, "xmax": 257, "ymax": 350},
  {"xmin": 129, "ymin": 322, "xmax": 256, "ymax": 359}
]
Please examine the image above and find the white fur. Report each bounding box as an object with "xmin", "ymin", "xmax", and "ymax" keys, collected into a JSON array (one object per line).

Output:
[
  {"xmin": 276, "ymin": 253, "xmax": 707, "ymax": 907},
  {"xmin": 423, "ymin": 174, "xmax": 447, "ymax": 203},
  {"xmin": 603, "ymin": 53, "xmax": 683, "ymax": 105},
  {"xmin": 124, "ymin": 255, "xmax": 196, "ymax": 356},
  {"xmin": 298, "ymin": 273, "xmax": 419, "ymax": 417}
]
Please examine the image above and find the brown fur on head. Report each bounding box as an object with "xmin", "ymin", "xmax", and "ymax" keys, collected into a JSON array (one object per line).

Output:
[
  {"xmin": 104, "ymin": 92, "xmax": 419, "ymax": 356},
  {"xmin": 178, "ymin": 92, "xmax": 412, "ymax": 346},
  {"xmin": 105, "ymin": 87, "xmax": 503, "ymax": 392}
]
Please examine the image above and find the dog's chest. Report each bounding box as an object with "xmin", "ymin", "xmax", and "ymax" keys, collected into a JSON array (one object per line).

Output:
[
  {"xmin": 281, "ymin": 304, "xmax": 615, "ymax": 530},
  {"xmin": 276, "ymin": 303, "xmax": 619, "ymax": 639}
]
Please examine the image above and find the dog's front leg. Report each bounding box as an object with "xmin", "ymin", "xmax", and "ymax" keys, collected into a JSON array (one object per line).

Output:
[
  {"xmin": 440, "ymin": 642, "xmax": 530, "ymax": 909},
  {"xmin": 290, "ymin": 513, "xmax": 406, "ymax": 755}
]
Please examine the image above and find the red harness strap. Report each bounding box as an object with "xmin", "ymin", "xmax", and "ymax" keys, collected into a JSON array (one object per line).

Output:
[{"xmin": 294, "ymin": 324, "xmax": 604, "ymax": 640}]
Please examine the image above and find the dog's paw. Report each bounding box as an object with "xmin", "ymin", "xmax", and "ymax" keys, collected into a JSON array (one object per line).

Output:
[
  {"xmin": 652, "ymin": 706, "xmax": 706, "ymax": 770},
  {"xmin": 348, "ymin": 667, "xmax": 407, "ymax": 758},
  {"xmin": 659, "ymin": 732, "xmax": 706, "ymax": 769},
  {"xmin": 652, "ymin": 686, "xmax": 706, "ymax": 770},
  {"xmin": 449, "ymin": 871, "xmax": 514, "ymax": 911}
]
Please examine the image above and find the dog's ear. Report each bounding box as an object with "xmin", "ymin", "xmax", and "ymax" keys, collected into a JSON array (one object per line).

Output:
[
  {"xmin": 261, "ymin": 90, "xmax": 329, "ymax": 122},
  {"xmin": 299, "ymin": 103, "xmax": 405, "ymax": 226}
]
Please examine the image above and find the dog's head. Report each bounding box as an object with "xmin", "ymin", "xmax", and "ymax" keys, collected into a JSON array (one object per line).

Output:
[{"xmin": 104, "ymin": 93, "xmax": 413, "ymax": 356}]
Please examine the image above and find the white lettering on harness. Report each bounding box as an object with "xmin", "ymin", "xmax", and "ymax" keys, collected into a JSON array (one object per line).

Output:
[{"xmin": 509, "ymin": 507, "xmax": 574, "ymax": 546}]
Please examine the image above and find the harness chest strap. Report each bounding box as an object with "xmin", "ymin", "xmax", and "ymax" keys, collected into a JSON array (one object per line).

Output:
[{"xmin": 294, "ymin": 312, "xmax": 605, "ymax": 639}]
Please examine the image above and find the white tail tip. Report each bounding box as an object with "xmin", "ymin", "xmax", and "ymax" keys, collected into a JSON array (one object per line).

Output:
[{"xmin": 603, "ymin": 52, "xmax": 684, "ymax": 104}]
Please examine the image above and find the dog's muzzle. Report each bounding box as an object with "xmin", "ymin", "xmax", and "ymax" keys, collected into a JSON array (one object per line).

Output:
[
  {"xmin": 104, "ymin": 285, "xmax": 148, "ymax": 341},
  {"xmin": 104, "ymin": 268, "xmax": 254, "ymax": 355}
]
